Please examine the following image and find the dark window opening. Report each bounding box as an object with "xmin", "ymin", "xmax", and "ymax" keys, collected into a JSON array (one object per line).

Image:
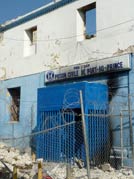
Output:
[
  {"xmin": 26, "ymin": 26, "xmax": 37, "ymax": 45},
  {"xmin": 8, "ymin": 87, "xmax": 21, "ymax": 122},
  {"xmin": 79, "ymin": 2, "xmax": 96, "ymax": 39}
]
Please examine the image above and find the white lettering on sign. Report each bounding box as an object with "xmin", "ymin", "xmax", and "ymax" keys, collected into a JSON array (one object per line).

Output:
[{"xmin": 45, "ymin": 54, "xmax": 130, "ymax": 83}]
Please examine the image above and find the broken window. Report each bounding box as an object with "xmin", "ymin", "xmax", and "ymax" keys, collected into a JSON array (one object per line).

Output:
[
  {"xmin": 24, "ymin": 26, "xmax": 37, "ymax": 57},
  {"xmin": 77, "ymin": 2, "xmax": 96, "ymax": 41},
  {"xmin": 8, "ymin": 87, "xmax": 21, "ymax": 122}
]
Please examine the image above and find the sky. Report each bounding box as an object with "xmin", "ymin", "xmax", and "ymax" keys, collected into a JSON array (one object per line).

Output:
[
  {"xmin": 0, "ymin": 0, "xmax": 96, "ymax": 35},
  {"xmin": 0, "ymin": 0, "xmax": 52, "ymax": 24}
]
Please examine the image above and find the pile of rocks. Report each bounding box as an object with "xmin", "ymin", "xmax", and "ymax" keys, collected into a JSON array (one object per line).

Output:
[
  {"xmin": 0, "ymin": 143, "xmax": 34, "ymax": 179},
  {"xmin": 0, "ymin": 143, "xmax": 134, "ymax": 179},
  {"xmin": 0, "ymin": 143, "xmax": 32, "ymax": 170},
  {"xmin": 46, "ymin": 163, "xmax": 134, "ymax": 179}
]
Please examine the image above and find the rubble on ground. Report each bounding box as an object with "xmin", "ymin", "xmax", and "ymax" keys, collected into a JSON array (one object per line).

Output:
[
  {"xmin": 47, "ymin": 163, "xmax": 134, "ymax": 179},
  {"xmin": 0, "ymin": 143, "xmax": 134, "ymax": 179},
  {"xmin": 0, "ymin": 143, "xmax": 32, "ymax": 170},
  {"xmin": 0, "ymin": 143, "xmax": 34, "ymax": 179}
]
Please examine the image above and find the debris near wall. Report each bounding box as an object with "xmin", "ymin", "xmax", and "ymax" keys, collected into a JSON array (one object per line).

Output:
[
  {"xmin": 0, "ymin": 143, "xmax": 134, "ymax": 179},
  {"xmin": 45, "ymin": 163, "xmax": 134, "ymax": 179},
  {"xmin": 0, "ymin": 143, "xmax": 32, "ymax": 169},
  {"xmin": 0, "ymin": 143, "xmax": 33, "ymax": 179}
]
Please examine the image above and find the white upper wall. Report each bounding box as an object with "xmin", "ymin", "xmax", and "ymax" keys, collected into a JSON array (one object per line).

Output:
[{"xmin": 0, "ymin": 0, "xmax": 134, "ymax": 80}]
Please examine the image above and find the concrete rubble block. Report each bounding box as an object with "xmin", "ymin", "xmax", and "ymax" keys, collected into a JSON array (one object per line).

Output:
[{"xmin": 100, "ymin": 163, "xmax": 114, "ymax": 172}]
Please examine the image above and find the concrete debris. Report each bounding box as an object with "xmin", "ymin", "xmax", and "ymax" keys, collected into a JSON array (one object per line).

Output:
[
  {"xmin": 45, "ymin": 163, "xmax": 134, "ymax": 179},
  {"xmin": 0, "ymin": 143, "xmax": 32, "ymax": 170},
  {"xmin": 100, "ymin": 163, "xmax": 114, "ymax": 172},
  {"xmin": 74, "ymin": 157, "xmax": 84, "ymax": 169},
  {"xmin": 0, "ymin": 143, "xmax": 33, "ymax": 179},
  {"xmin": 0, "ymin": 143, "xmax": 134, "ymax": 179}
]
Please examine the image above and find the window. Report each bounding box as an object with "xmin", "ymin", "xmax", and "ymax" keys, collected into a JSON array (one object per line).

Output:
[
  {"xmin": 24, "ymin": 26, "xmax": 37, "ymax": 57},
  {"xmin": 8, "ymin": 87, "xmax": 21, "ymax": 122},
  {"xmin": 27, "ymin": 27, "xmax": 37, "ymax": 45},
  {"xmin": 77, "ymin": 3, "xmax": 96, "ymax": 41}
]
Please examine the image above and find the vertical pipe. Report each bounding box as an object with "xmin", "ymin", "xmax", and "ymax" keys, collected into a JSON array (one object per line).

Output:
[
  {"xmin": 38, "ymin": 161, "xmax": 43, "ymax": 179},
  {"xmin": 66, "ymin": 112, "xmax": 72, "ymax": 179},
  {"xmin": 31, "ymin": 104, "xmax": 34, "ymax": 155},
  {"xmin": 80, "ymin": 90, "xmax": 90, "ymax": 179},
  {"xmin": 66, "ymin": 163, "xmax": 72, "ymax": 179},
  {"xmin": 13, "ymin": 166, "xmax": 17, "ymax": 179},
  {"xmin": 128, "ymin": 95, "xmax": 133, "ymax": 153},
  {"xmin": 128, "ymin": 94, "xmax": 134, "ymax": 173},
  {"xmin": 120, "ymin": 111, "xmax": 123, "ymax": 167},
  {"xmin": 31, "ymin": 104, "xmax": 34, "ymax": 133},
  {"xmin": 128, "ymin": 66, "xmax": 134, "ymax": 173}
]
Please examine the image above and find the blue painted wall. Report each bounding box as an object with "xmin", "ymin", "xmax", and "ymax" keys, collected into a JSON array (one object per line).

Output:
[{"xmin": 0, "ymin": 72, "xmax": 44, "ymax": 150}]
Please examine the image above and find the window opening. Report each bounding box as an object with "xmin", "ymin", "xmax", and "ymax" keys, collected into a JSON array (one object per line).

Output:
[
  {"xmin": 77, "ymin": 2, "xmax": 96, "ymax": 41},
  {"xmin": 8, "ymin": 87, "xmax": 21, "ymax": 122},
  {"xmin": 24, "ymin": 26, "xmax": 37, "ymax": 57},
  {"xmin": 26, "ymin": 27, "xmax": 37, "ymax": 45}
]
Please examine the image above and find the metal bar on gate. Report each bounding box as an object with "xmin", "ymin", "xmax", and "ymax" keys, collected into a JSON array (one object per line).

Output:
[
  {"xmin": 128, "ymin": 95, "xmax": 133, "ymax": 149},
  {"xmin": 120, "ymin": 112, "xmax": 123, "ymax": 167},
  {"xmin": 80, "ymin": 90, "xmax": 91, "ymax": 179},
  {"xmin": 128, "ymin": 94, "xmax": 134, "ymax": 173}
]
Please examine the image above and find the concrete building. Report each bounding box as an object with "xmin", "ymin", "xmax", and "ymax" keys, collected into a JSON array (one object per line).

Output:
[{"xmin": 0, "ymin": 0, "xmax": 134, "ymax": 166}]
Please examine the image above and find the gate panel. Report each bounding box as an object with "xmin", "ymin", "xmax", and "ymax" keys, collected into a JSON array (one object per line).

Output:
[
  {"xmin": 37, "ymin": 110, "xmax": 75, "ymax": 162},
  {"xmin": 36, "ymin": 82, "xmax": 109, "ymax": 165}
]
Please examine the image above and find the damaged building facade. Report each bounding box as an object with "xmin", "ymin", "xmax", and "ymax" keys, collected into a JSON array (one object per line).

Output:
[{"xmin": 0, "ymin": 0, "xmax": 134, "ymax": 167}]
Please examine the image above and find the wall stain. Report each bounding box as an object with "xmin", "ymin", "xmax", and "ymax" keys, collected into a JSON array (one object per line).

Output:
[
  {"xmin": 107, "ymin": 73, "xmax": 119, "ymax": 102},
  {"xmin": 0, "ymin": 67, "xmax": 6, "ymax": 80}
]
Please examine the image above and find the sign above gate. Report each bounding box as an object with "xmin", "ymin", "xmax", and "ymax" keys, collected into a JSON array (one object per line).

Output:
[{"xmin": 45, "ymin": 54, "xmax": 130, "ymax": 83}]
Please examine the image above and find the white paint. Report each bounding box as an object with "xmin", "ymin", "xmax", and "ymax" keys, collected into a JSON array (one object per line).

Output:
[
  {"xmin": 0, "ymin": 0, "xmax": 134, "ymax": 79},
  {"xmin": 76, "ymin": 10, "xmax": 85, "ymax": 41}
]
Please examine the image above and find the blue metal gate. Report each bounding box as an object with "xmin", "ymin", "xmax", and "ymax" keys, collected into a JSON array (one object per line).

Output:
[
  {"xmin": 37, "ymin": 110, "xmax": 75, "ymax": 162},
  {"xmin": 36, "ymin": 82, "xmax": 109, "ymax": 164}
]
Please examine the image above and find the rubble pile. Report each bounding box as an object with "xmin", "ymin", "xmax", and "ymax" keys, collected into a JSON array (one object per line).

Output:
[
  {"xmin": 0, "ymin": 143, "xmax": 134, "ymax": 179},
  {"xmin": 0, "ymin": 143, "xmax": 34, "ymax": 179},
  {"xmin": 47, "ymin": 163, "xmax": 134, "ymax": 179}
]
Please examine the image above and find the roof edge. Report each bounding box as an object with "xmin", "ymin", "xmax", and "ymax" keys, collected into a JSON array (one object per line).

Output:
[{"xmin": 0, "ymin": 0, "xmax": 77, "ymax": 32}]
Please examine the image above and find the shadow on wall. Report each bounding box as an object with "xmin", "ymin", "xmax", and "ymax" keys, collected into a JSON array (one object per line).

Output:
[
  {"xmin": 107, "ymin": 73, "xmax": 121, "ymax": 169},
  {"xmin": 107, "ymin": 73, "xmax": 120, "ymax": 102}
]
